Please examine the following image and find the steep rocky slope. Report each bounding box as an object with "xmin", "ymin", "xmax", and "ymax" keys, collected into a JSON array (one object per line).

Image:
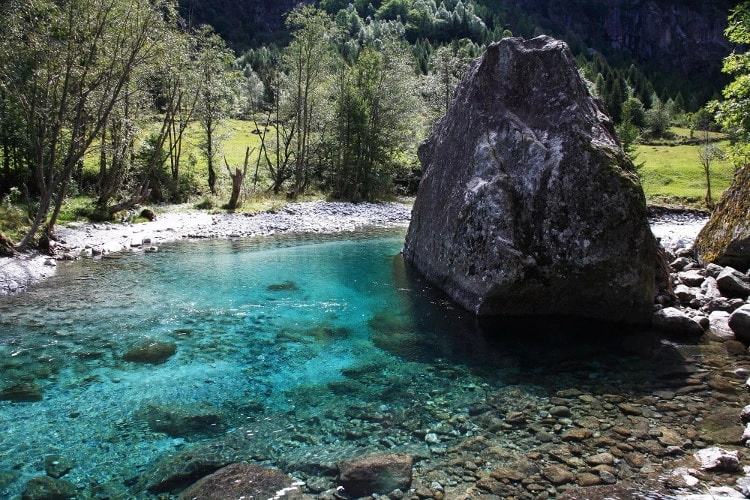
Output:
[
  {"xmin": 505, "ymin": 0, "xmax": 737, "ymax": 78},
  {"xmin": 179, "ymin": 1, "xmax": 736, "ymax": 77}
]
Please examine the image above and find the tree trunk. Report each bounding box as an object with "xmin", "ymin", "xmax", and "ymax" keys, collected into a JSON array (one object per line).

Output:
[{"xmin": 225, "ymin": 146, "xmax": 251, "ymax": 210}]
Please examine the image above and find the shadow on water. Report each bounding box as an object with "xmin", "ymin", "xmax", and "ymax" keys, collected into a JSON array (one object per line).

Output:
[{"xmin": 369, "ymin": 253, "xmax": 695, "ymax": 396}]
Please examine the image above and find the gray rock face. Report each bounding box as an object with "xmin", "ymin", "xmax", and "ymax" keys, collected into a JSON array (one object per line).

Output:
[{"xmin": 403, "ymin": 36, "xmax": 658, "ymax": 323}]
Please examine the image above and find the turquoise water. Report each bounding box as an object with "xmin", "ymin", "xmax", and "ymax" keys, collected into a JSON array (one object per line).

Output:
[{"xmin": 0, "ymin": 228, "xmax": 655, "ymax": 498}]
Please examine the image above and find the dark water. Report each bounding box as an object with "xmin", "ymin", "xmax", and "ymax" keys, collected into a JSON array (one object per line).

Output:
[{"xmin": 0, "ymin": 228, "xmax": 682, "ymax": 498}]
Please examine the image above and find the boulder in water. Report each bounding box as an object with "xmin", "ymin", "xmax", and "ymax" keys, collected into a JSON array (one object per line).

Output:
[
  {"xmin": 337, "ymin": 452, "xmax": 413, "ymax": 497},
  {"xmin": 178, "ymin": 463, "xmax": 302, "ymax": 500},
  {"xmin": 122, "ymin": 341, "xmax": 177, "ymax": 364},
  {"xmin": 22, "ymin": 475, "xmax": 77, "ymax": 500},
  {"xmin": 403, "ymin": 36, "xmax": 658, "ymax": 324}
]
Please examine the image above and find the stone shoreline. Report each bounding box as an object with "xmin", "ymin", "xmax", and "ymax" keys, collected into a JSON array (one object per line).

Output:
[{"xmin": 0, "ymin": 201, "xmax": 413, "ymax": 296}]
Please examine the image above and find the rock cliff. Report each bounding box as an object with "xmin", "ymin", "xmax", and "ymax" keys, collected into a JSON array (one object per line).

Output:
[
  {"xmin": 403, "ymin": 36, "xmax": 659, "ymax": 324},
  {"xmin": 505, "ymin": 0, "xmax": 734, "ymax": 78},
  {"xmin": 694, "ymin": 164, "xmax": 750, "ymax": 272}
]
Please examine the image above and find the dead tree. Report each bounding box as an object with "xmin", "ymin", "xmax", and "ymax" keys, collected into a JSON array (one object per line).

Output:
[{"xmin": 224, "ymin": 146, "xmax": 254, "ymax": 210}]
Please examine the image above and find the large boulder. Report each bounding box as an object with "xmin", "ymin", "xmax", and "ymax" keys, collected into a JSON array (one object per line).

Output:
[
  {"xmin": 403, "ymin": 36, "xmax": 658, "ymax": 323},
  {"xmin": 694, "ymin": 164, "xmax": 750, "ymax": 272}
]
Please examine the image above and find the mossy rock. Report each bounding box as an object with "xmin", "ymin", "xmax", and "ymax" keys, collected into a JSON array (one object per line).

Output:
[{"xmin": 695, "ymin": 164, "xmax": 750, "ymax": 272}]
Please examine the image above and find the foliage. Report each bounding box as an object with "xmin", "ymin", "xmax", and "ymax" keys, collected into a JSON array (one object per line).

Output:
[
  {"xmin": 0, "ymin": 188, "xmax": 30, "ymax": 242},
  {"xmin": 327, "ymin": 38, "xmax": 424, "ymax": 201},
  {"xmin": 643, "ymin": 95, "xmax": 674, "ymax": 139},
  {"xmin": 0, "ymin": 0, "xmax": 177, "ymax": 248},
  {"xmin": 0, "ymin": 0, "xmax": 738, "ymax": 243},
  {"xmin": 711, "ymin": 1, "xmax": 750, "ymax": 167}
]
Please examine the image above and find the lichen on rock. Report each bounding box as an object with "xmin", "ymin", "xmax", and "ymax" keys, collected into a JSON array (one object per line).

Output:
[{"xmin": 403, "ymin": 35, "xmax": 658, "ymax": 324}]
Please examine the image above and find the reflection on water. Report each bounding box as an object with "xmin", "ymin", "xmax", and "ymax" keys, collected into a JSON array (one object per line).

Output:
[{"xmin": 0, "ymin": 228, "xmax": 722, "ymax": 498}]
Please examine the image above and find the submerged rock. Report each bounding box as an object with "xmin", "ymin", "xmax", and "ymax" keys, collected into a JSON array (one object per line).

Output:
[
  {"xmin": 139, "ymin": 402, "xmax": 225, "ymax": 438},
  {"xmin": 0, "ymin": 381, "xmax": 43, "ymax": 402},
  {"xmin": 21, "ymin": 475, "xmax": 77, "ymax": 500},
  {"xmin": 122, "ymin": 341, "xmax": 177, "ymax": 364},
  {"xmin": 44, "ymin": 454, "xmax": 73, "ymax": 479},
  {"xmin": 178, "ymin": 463, "xmax": 302, "ymax": 500},
  {"xmin": 337, "ymin": 452, "xmax": 413, "ymax": 497},
  {"xmin": 135, "ymin": 434, "xmax": 254, "ymax": 494},
  {"xmin": 403, "ymin": 36, "xmax": 658, "ymax": 324},
  {"xmin": 695, "ymin": 164, "xmax": 750, "ymax": 272}
]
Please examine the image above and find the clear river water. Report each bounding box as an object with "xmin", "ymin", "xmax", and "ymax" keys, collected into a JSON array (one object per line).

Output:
[{"xmin": 0, "ymin": 227, "xmax": 740, "ymax": 499}]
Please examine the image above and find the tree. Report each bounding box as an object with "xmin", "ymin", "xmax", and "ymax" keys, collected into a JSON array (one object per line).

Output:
[
  {"xmin": 329, "ymin": 36, "xmax": 423, "ymax": 201},
  {"xmin": 643, "ymin": 94, "xmax": 672, "ymax": 139},
  {"xmin": 423, "ymin": 45, "xmax": 471, "ymax": 120},
  {"xmin": 0, "ymin": 0, "xmax": 174, "ymax": 249},
  {"xmin": 159, "ymin": 30, "xmax": 203, "ymax": 201},
  {"xmin": 282, "ymin": 6, "xmax": 342, "ymax": 198},
  {"xmin": 698, "ymin": 131, "xmax": 725, "ymax": 208},
  {"xmin": 711, "ymin": 1, "xmax": 750, "ymax": 167},
  {"xmin": 195, "ymin": 26, "xmax": 236, "ymax": 196}
]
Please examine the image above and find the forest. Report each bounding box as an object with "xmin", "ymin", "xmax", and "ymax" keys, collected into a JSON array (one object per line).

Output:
[{"xmin": 0, "ymin": 0, "xmax": 746, "ymax": 250}]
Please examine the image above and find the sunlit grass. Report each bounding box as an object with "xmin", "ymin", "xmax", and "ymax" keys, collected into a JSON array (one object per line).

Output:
[{"xmin": 636, "ymin": 139, "xmax": 736, "ymax": 208}]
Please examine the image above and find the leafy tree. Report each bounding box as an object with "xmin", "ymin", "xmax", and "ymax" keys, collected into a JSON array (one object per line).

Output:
[
  {"xmin": 195, "ymin": 26, "xmax": 236, "ymax": 195},
  {"xmin": 643, "ymin": 94, "xmax": 672, "ymax": 139},
  {"xmin": 711, "ymin": 1, "xmax": 750, "ymax": 167},
  {"xmin": 0, "ymin": 0, "xmax": 174, "ymax": 249},
  {"xmin": 328, "ymin": 36, "xmax": 423, "ymax": 201},
  {"xmin": 282, "ymin": 6, "xmax": 342, "ymax": 197},
  {"xmin": 422, "ymin": 44, "xmax": 472, "ymax": 121},
  {"xmin": 620, "ymin": 97, "xmax": 646, "ymax": 129}
]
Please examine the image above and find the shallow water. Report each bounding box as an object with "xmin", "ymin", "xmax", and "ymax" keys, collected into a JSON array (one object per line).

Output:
[{"xmin": 0, "ymin": 227, "xmax": 728, "ymax": 498}]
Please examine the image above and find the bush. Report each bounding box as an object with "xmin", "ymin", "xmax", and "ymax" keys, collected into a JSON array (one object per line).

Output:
[{"xmin": 195, "ymin": 197, "xmax": 214, "ymax": 210}]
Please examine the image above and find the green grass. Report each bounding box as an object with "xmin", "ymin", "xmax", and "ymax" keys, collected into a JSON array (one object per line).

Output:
[
  {"xmin": 635, "ymin": 128, "xmax": 738, "ymax": 208},
  {"xmin": 0, "ymin": 203, "xmax": 31, "ymax": 242}
]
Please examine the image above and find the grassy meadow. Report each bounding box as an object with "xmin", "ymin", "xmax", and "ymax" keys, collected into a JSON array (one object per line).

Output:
[{"xmin": 635, "ymin": 128, "xmax": 737, "ymax": 208}]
